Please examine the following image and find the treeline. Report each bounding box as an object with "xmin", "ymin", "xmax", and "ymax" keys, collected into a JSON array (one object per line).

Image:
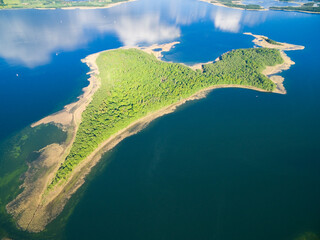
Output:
[
  {"xmin": 263, "ymin": 37, "xmax": 282, "ymax": 46},
  {"xmin": 270, "ymin": 3, "xmax": 320, "ymax": 13},
  {"xmin": 49, "ymin": 48, "xmax": 283, "ymax": 188},
  {"xmin": 213, "ymin": 0, "xmax": 262, "ymax": 10}
]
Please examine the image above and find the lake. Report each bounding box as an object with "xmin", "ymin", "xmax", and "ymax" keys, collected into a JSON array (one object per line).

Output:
[{"xmin": 0, "ymin": 0, "xmax": 319, "ymax": 239}]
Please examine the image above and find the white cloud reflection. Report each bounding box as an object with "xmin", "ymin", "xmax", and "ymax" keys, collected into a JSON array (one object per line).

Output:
[
  {"xmin": 114, "ymin": 14, "xmax": 180, "ymax": 46},
  {"xmin": 0, "ymin": 0, "xmax": 267, "ymax": 68},
  {"xmin": 0, "ymin": 10, "xmax": 180, "ymax": 67},
  {"xmin": 211, "ymin": 7, "xmax": 267, "ymax": 33},
  {"xmin": 0, "ymin": 13, "xmax": 95, "ymax": 67},
  {"xmin": 213, "ymin": 9, "xmax": 242, "ymax": 32}
]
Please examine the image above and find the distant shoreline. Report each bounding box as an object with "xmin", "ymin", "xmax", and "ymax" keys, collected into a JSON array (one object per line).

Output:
[
  {"xmin": 199, "ymin": 0, "xmax": 267, "ymax": 11},
  {"xmin": 199, "ymin": 0, "xmax": 320, "ymax": 14},
  {"xmin": 6, "ymin": 36, "xmax": 304, "ymax": 232},
  {"xmin": 60, "ymin": 0, "xmax": 136, "ymax": 10},
  {"xmin": 0, "ymin": 0, "xmax": 136, "ymax": 11},
  {"xmin": 269, "ymin": 7, "xmax": 320, "ymax": 14}
]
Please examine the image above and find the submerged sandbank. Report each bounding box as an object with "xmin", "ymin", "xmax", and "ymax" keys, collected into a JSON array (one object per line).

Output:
[{"xmin": 7, "ymin": 37, "xmax": 303, "ymax": 232}]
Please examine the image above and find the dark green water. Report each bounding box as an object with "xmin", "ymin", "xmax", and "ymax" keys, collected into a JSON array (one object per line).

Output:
[{"xmin": 0, "ymin": 0, "xmax": 319, "ymax": 239}]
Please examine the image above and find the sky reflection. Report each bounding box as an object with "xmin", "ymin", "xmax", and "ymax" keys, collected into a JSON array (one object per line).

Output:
[{"xmin": 0, "ymin": 0, "xmax": 268, "ymax": 67}]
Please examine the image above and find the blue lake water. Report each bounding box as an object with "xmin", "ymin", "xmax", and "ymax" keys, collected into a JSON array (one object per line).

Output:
[{"xmin": 0, "ymin": 0, "xmax": 319, "ymax": 239}]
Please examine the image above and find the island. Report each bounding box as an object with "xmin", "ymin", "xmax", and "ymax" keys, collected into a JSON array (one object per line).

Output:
[
  {"xmin": 6, "ymin": 35, "xmax": 304, "ymax": 233},
  {"xmin": 0, "ymin": 0, "xmax": 134, "ymax": 10}
]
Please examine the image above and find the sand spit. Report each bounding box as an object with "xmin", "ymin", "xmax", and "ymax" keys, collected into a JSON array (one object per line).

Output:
[
  {"xmin": 245, "ymin": 32, "xmax": 304, "ymax": 94},
  {"xmin": 7, "ymin": 38, "xmax": 303, "ymax": 232},
  {"xmin": 244, "ymin": 32, "xmax": 305, "ymax": 51}
]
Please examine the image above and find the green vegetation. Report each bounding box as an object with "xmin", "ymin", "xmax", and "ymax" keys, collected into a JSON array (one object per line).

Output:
[
  {"xmin": 49, "ymin": 47, "xmax": 283, "ymax": 187},
  {"xmin": 295, "ymin": 232, "xmax": 320, "ymax": 240},
  {"xmin": 270, "ymin": 2, "xmax": 320, "ymax": 13},
  {"xmin": 212, "ymin": 0, "xmax": 262, "ymax": 10},
  {"xmin": 263, "ymin": 37, "xmax": 282, "ymax": 46},
  {"xmin": 0, "ymin": 0, "xmax": 128, "ymax": 10}
]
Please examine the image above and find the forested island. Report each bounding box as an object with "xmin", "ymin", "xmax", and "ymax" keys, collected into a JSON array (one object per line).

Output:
[
  {"xmin": 0, "ymin": 0, "xmax": 132, "ymax": 10},
  {"xmin": 6, "ymin": 36, "xmax": 304, "ymax": 233}
]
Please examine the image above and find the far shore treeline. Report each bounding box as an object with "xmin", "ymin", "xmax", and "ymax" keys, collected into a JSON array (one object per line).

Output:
[{"xmin": 0, "ymin": 0, "xmax": 129, "ymax": 9}]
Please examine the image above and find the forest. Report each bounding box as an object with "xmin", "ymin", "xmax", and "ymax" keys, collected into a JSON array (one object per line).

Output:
[
  {"xmin": 270, "ymin": 2, "xmax": 320, "ymax": 13},
  {"xmin": 212, "ymin": 0, "xmax": 262, "ymax": 10},
  {"xmin": 263, "ymin": 37, "xmax": 282, "ymax": 45},
  {"xmin": 49, "ymin": 47, "xmax": 283, "ymax": 187}
]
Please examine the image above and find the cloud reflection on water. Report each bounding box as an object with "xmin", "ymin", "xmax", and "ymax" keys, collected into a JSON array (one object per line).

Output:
[
  {"xmin": 0, "ymin": 10, "xmax": 180, "ymax": 67},
  {"xmin": 211, "ymin": 7, "xmax": 267, "ymax": 33},
  {"xmin": 114, "ymin": 14, "xmax": 180, "ymax": 46},
  {"xmin": 0, "ymin": 0, "xmax": 267, "ymax": 67}
]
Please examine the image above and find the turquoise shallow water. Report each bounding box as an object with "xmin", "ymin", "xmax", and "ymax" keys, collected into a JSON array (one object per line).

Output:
[{"xmin": 0, "ymin": 0, "xmax": 319, "ymax": 239}]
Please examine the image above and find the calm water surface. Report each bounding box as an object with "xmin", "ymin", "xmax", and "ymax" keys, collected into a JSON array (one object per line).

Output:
[{"xmin": 0, "ymin": 0, "xmax": 319, "ymax": 239}]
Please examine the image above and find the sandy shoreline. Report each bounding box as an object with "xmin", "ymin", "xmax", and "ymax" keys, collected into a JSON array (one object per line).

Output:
[
  {"xmin": 244, "ymin": 32, "xmax": 304, "ymax": 94},
  {"xmin": 6, "ymin": 42, "xmax": 184, "ymax": 233},
  {"xmin": 6, "ymin": 52, "xmax": 102, "ymax": 232},
  {"xmin": 270, "ymin": 8, "xmax": 320, "ymax": 14},
  {"xmin": 6, "ymin": 36, "xmax": 303, "ymax": 232},
  {"xmin": 244, "ymin": 32, "xmax": 305, "ymax": 51}
]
